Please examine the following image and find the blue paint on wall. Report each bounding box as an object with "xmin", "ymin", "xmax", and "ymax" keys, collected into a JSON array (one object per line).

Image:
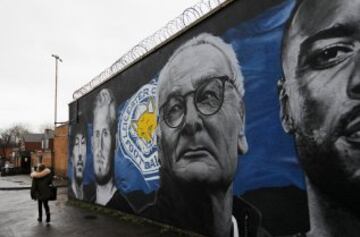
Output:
[{"xmin": 223, "ymin": 0, "xmax": 305, "ymax": 195}]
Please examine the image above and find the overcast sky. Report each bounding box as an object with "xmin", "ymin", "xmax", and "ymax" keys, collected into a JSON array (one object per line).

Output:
[{"xmin": 0, "ymin": 0, "xmax": 199, "ymax": 132}]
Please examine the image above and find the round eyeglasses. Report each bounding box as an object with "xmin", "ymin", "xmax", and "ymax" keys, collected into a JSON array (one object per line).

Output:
[{"xmin": 160, "ymin": 76, "xmax": 231, "ymax": 128}]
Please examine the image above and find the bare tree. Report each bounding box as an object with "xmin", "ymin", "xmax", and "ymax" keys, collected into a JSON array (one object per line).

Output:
[{"xmin": 0, "ymin": 124, "xmax": 31, "ymax": 158}]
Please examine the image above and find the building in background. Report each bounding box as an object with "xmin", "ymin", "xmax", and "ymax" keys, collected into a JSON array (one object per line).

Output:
[{"xmin": 53, "ymin": 124, "xmax": 68, "ymax": 177}]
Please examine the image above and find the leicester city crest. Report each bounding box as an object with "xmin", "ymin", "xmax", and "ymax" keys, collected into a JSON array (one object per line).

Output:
[{"xmin": 117, "ymin": 79, "xmax": 159, "ymax": 181}]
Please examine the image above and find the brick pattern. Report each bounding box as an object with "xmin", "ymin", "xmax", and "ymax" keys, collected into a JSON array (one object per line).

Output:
[{"xmin": 54, "ymin": 124, "xmax": 68, "ymax": 177}]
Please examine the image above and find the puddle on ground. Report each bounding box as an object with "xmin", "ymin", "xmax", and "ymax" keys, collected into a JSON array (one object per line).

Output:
[{"xmin": 84, "ymin": 215, "xmax": 97, "ymax": 220}]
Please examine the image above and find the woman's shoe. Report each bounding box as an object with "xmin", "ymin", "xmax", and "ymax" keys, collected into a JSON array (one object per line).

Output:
[{"xmin": 46, "ymin": 213, "xmax": 50, "ymax": 223}]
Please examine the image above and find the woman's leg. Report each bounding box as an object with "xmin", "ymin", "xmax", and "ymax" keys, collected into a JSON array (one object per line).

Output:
[
  {"xmin": 37, "ymin": 200, "xmax": 42, "ymax": 221},
  {"xmin": 44, "ymin": 200, "xmax": 50, "ymax": 222}
]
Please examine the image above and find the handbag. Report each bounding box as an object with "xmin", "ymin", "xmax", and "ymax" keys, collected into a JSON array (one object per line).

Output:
[{"xmin": 49, "ymin": 184, "xmax": 57, "ymax": 201}]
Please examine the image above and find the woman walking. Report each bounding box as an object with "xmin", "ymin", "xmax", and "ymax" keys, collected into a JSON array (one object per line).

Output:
[{"xmin": 30, "ymin": 164, "xmax": 53, "ymax": 223}]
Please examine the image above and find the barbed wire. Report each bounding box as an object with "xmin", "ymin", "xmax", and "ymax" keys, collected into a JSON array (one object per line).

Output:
[{"xmin": 73, "ymin": 0, "xmax": 228, "ymax": 100}]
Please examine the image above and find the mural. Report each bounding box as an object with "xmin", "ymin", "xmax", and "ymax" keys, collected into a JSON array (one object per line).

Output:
[
  {"xmin": 279, "ymin": 0, "xmax": 360, "ymax": 236},
  {"xmin": 150, "ymin": 33, "xmax": 250, "ymax": 237},
  {"xmin": 69, "ymin": 122, "xmax": 87, "ymax": 200},
  {"xmin": 68, "ymin": 0, "xmax": 360, "ymax": 236}
]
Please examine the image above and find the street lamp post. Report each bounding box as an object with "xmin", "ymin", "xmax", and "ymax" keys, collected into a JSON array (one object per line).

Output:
[
  {"xmin": 51, "ymin": 54, "xmax": 62, "ymax": 173},
  {"xmin": 51, "ymin": 54, "xmax": 62, "ymax": 128}
]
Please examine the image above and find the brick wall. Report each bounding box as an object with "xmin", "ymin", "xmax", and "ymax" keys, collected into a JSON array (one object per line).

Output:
[
  {"xmin": 0, "ymin": 147, "xmax": 15, "ymax": 159},
  {"xmin": 54, "ymin": 124, "xmax": 68, "ymax": 177},
  {"xmin": 31, "ymin": 151, "xmax": 52, "ymax": 168},
  {"xmin": 25, "ymin": 142, "xmax": 42, "ymax": 151}
]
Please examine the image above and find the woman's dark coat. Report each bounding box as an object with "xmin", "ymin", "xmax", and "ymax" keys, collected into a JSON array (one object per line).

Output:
[{"xmin": 31, "ymin": 173, "xmax": 53, "ymax": 201}]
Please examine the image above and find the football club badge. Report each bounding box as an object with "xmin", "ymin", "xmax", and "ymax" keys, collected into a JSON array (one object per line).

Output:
[{"xmin": 118, "ymin": 79, "xmax": 159, "ymax": 181}]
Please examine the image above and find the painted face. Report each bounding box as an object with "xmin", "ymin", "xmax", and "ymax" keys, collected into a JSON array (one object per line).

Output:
[
  {"xmin": 73, "ymin": 133, "xmax": 86, "ymax": 181},
  {"xmin": 282, "ymin": 0, "xmax": 360, "ymax": 212},
  {"xmin": 158, "ymin": 43, "xmax": 245, "ymax": 187},
  {"xmin": 93, "ymin": 105, "xmax": 113, "ymax": 184}
]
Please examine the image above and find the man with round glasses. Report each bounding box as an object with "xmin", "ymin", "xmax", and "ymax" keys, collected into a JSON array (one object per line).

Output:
[
  {"xmin": 161, "ymin": 75, "xmax": 229, "ymax": 128},
  {"xmin": 152, "ymin": 33, "xmax": 268, "ymax": 237}
]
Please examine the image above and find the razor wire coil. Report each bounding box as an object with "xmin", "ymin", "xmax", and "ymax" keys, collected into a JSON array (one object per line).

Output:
[{"xmin": 72, "ymin": 0, "xmax": 227, "ymax": 100}]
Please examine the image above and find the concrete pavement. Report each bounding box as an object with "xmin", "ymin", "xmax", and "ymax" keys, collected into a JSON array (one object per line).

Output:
[
  {"xmin": 0, "ymin": 176, "xmax": 201, "ymax": 237},
  {"xmin": 0, "ymin": 174, "xmax": 67, "ymax": 190},
  {"xmin": 0, "ymin": 175, "xmax": 30, "ymax": 190}
]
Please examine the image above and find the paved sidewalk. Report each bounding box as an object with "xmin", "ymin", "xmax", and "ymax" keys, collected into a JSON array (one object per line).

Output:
[
  {"xmin": 0, "ymin": 187, "xmax": 199, "ymax": 237},
  {"xmin": 0, "ymin": 175, "xmax": 67, "ymax": 190}
]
